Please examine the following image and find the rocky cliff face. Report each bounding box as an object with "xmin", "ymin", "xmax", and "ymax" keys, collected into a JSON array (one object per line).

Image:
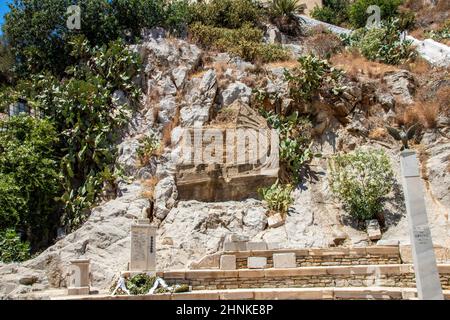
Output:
[{"xmin": 1, "ymin": 28, "xmax": 449, "ymax": 299}]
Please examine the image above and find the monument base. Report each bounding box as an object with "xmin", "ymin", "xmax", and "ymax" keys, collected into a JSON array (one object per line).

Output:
[{"xmin": 68, "ymin": 286, "xmax": 90, "ymax": 296}]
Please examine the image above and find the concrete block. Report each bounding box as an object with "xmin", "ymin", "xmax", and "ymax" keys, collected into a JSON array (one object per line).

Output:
[
  {"xmin": 273, "ymin": 253, "xmax": 296, "ymax": 268},
  {"xmin": 247, "ymin": 242, "xmax": 267, "ymax": 251},
  {"xmin": 267, "ymin": 242, "xmax": 282, "ymax": 250},
  {"xmin": 376, "ymin": 239, "xmax": 400, "ymax": 246},
  {"xmin": 223, "ymin": 241, "xmax": 247, "ymax": 252},
  {"xmin": 247, "ymin": 257, "xmax": 267, "ymax": 269},
  {"xmin": 220, "ymin": 255, "xmax": 236, "ymax": 270},
  {"xmin": 68, "ymin": 287, "xmax": 90, "ymax": 296}
]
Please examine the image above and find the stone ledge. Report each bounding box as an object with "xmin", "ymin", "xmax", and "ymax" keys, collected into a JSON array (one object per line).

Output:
[
  {"xmin": 161, "ymin": 264, "xmax": 450, "ymax": 280},
  {"xmin": 54, "ymin": 287, "xmax": 450, "ymax": 300}
]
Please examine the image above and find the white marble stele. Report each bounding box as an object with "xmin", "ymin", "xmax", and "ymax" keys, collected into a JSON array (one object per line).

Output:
[
  {"xmin": 130, "ymin": 219, "xmax": 157, "ymax": 275},
  {"xmin": 400, "ymin": 150, "xmax": 444, "ymax": 300}
]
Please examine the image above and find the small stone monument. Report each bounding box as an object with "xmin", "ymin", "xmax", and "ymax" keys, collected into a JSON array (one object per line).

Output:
[
  {"xmin": 129, "ymin": 208, "xmax": 157, "ymax": 274},
  {"xmin": 67, "ymin": 259, "xmax": 90, "ymax": 296},
  {"xmin": 400, "ymin": 149, "xmax": 444, "ymax": 300}
]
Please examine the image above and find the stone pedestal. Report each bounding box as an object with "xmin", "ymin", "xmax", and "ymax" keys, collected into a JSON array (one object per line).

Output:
[
  {"xmin": 400, "ymin": 150, "xmax": 443, "ymax": 300},
  {"xmin": 67, "ymin": 259, "xmax": 90, "ymax": 296},
  {"xmin": 130, "ymin": 219, "xmax": 157, "ymax": 274}
]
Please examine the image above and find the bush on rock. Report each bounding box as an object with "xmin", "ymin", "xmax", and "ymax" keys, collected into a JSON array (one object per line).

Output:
[{"xmin": 328, "ymin": 149, "xmax": 394, "ymax": 221}]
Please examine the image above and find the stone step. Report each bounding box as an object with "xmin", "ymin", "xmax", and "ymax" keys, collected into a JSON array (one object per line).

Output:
[
  {"xmin": 56, "ymin": 287, "xmax": 450, "ymax": 300},
  {"xmin": 192, "ymin": 246, "xmax": 402, "ymax": 269},
  {"xmin": 191, "ymin": 245, "xmax": 450, "ymax": 270},
  {"xmin": 158, "ymin": 264, "xmax": 450, "ymax": 291}
]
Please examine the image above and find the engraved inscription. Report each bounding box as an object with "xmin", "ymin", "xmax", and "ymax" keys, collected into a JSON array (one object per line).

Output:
[{"xmin": 413, "ymin": 226, "xmax": 431, "ymax": 246}]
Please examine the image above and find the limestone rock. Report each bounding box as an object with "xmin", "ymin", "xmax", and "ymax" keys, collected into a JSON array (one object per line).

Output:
[
  {"xmin": 220, "ymin": 81, "xmax": 252, "ymax": 107},
  {"xmin": 425, "ymin": 141, "xmax": 450, "ymax": 208},
  {"xmin": 172, "ymin": 66, "xmax": 188, "ymax": 89},
  {"xmin": 383, "ymin": 70, "xmax": 416, "ymax": 105},
  {"xmin": 264, "ymin": 25, "xmax": 282, "ymax": 44},
  {"xmin": 158, "ymin": 97, "xmax": 177, "ymax": 125},
  {"xmin": 180, "ymin": 69, "xmax": 218, "ymax": 127},
  {"xmin": 157, "ymin": 199, "xmax": 268, "ymax": 270},
  {"xmin": 243, "ymin": 207, "xmax": 268, "ymax": 231},
  {"xmin": 117, "ymin": 139, "xmax": 141, "ymax": 176},
  {"xmin": 268, "ymin": 213, "xmax": 285, "ymax": 229},
  {"xmin": 141, "ymin": 27, "xmax": 166, "ymax": 41},
  {"xmin": 375, "ymin": 90, "xmax": 395, "ymax": 110},
  {"xmin": 332, "ymin": 229, "xmax": 348, "ymax": 246},
  {"xmin": 154, "ymin": 176, "xmax": 178, "ymax": 220}
]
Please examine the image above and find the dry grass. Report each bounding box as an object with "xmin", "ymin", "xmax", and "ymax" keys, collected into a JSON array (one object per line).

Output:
[
  {"xmin": 162, "ymin": 107, "xmax": 180, "ymax": 147},
  {"xmin": 369, "ymin": 127, "xmax": 388, "ymax": 140},
  {"xmin": 240, "ymin": 75, "xmax": 257, "ymax": 88},
  {"xmin": 402, "ymin": 57, "xmax": 432, "ymax": 75},
  {"xmin": 265, "ymin": 59, "xmax": 298, "ymax": 70},
  {"xmin": 330, "ymin": 50, "xmax": 398, "ymax": 79},
  {"xmin": 189, "ymin": 69, "xmax": 207, "ymax": 80},
  {"xmin": 396, "ymin": 78, "xmax": 450, "ymax": 129},
  {"xmin": 404, "ymin": 0, "xmax": 450, "ymax": 41},
  {"xmin": 416, "ymin": 102, "xmax": 440, "ymax": 129},
  {"xmin": 152, "ymin": 106, "xmax": 160, "ymax": 122},
  {"xmin": 396, "ymin": 102, "xmax": 440, "ymax": 129},
  {"xmin": 141, "ymin": 176, "xmax": 160, "ymax": 200},
  {"xmin": 436, "ymin": 86, "xmax": 450, "ymax": 115},
  {"xmin": 147, "ymin": 88, "xmax": 161, "ymax": 104},
  {"xmin": 304, "ymin": 28, "xmax": 343, "ymax": 59},
  {"xmin": 416, "ymin": 143, "xmax": 430, "ymax": 180}
]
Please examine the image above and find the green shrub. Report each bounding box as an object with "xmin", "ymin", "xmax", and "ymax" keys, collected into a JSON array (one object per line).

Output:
[
  {"xmin": 173, "ymin": 284, "xmax": 190, "ymax": 293},
  {"xmin": 261, "ymin": 111, "xmax": 318, "ymax": 183},
  {"xmin": 137, "ymin": 134, "xmax": 161, "ymax": 166},
  {"xmin": 268, "ymin": 0, "xmax": 306, "ymax": 35},
  {"xmin": 0, "ymin": 115, "xmax": 60, "ymax": 246},
  {"xmin": 284, "ymin": 55, "xmax": 345, "ymax": 104},
  {"xmin": 357, "ymin": 19, "xmax": 416, "ymax": 65},
  {"xmin": 0, "ymin": 175, "xmax": 26, "ymax": 230},
  {"xmin": 0, "ymin": 38, "xmax": 141, "ymax": 231},
  {"xmin": 348, "ymin": 0, "xmax": 404, "ymax": 29},
  {"xmin": 258, "ymin": 180, "xmax": 294, "ymax": 216},
  {"xmin": 164, "ymin": 0, "xmax": 192, "ymax": 35},
  {"xmin": 2, "ymin": 0, "xmax": 192, "ymax": 77},
  {"xmin": 427, "ymin": 20, "xmax": 450, "ymax": 43},
  {"xmin": 311, "ymin": 0, "xmax": 350, "ymax": 26},
  {"xmin": 111, "ymin": 0, "xmax": 165, "ymax": 39},
  {"xmin": 189, "ymin": 23, "xmax": 289, "ymax": 63},
  {"xmin": 269, "ymin": 0, "xmax": 305, "ymax": 18},
  {"xmin": 397, "ymin": 9, "xmax": 416, "ymax": 31},
  {"xmin": 126, "ymin": 274, "xmax": 156, "ymax": 295},
  {"xmin": 189, "ymin": 0, "xmax": 262, "ymax": 29},
  {"xmin": 0, "ymin": 229, "xmax": 31, "ymax": 263},
  {"xmin": 3, "ymin": 0, "xmax": 120, "ymax": 77},
  {"xmin": 328, "ymin": 149, "xmax": 394, "ymax": 221},
  {"xmin": 0, "ymin": 37, "xmax": 14, "ymax": 85}
]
